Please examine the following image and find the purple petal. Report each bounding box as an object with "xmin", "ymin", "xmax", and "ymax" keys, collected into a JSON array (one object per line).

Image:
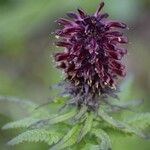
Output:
[
  {"xmin": 109, "ymin": 60, "xmax": 125, "ymax": 69},
  {"xmin": 110, "ymin": 36, "xmax": 128, "ymax": 43},
  {"xmin": 77, "ymin": 9, "xmax": 86, "ymax": 18},
  {"xmin": 55, "ymin": 52, "xmax": 69, "ymax": 61},
  {"xmin": 105, "ymin": 31, "xmax": 123, "ymax": 37},
  {"xmin": 108, "ymin": 51, "xmax": 122, "ymax": 60},
  {"xmin": 57, "ymin": 62, "xmax": 67, "ymax": 69},
  {"xmin": 63, "ymin": 27, "xmax": 82, "ymax": 34},
  {"xmin": 57, "ymin": 18, "xmax": 74, "ymax": 26},
  {"xmin": 56, "ymin": 41, "xmax": 71, "ymax": 47},
  {"xmin": 67, "ymin": 12, "xmax": 79, "ymax": 19},
  {"xmin": 113, "ymin": 68, "xmax": 126, "ymax": 76},
  {"xmin": 106, "ymin": 21, "xmax": 127, "ymax": 29},
  {"xmin": 94, "ymin": 2, "xmax": 105, "ymax": 16},
  {"xmin": 117, "ymin": 47, "xmax": 127, "ymax": 55}
]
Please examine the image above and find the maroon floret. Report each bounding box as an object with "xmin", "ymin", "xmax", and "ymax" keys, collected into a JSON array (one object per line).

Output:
[{"xmin": 54, "ymin": 2, "xmax": 128, "ymax": 110}]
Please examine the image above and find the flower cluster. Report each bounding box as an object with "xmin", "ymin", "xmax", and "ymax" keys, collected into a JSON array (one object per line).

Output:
[{"xmin": 54, "ymin": 2, "xmax": 128, "ymax": 110}]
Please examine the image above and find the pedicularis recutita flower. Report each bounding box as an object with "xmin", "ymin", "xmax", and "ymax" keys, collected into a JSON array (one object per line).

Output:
[
  {"xmin": 54, "ymin": 1, "xmax": 128, "ymax": 110},
  {"xmin": 2, "ymin": 2, "xmax": 150, "ymax": 150}
]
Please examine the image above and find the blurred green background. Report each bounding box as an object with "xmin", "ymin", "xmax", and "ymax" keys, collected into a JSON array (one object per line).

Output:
[{"xmin": 0, "ymin": 0, "xmax": 150, "ymax": 149}]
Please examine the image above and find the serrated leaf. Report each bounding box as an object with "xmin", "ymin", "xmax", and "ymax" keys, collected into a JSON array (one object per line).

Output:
[
  {"xmin": 98, "ymin": 109, "xmax": 147, "ymax": 138},
  {"xmin": 73, "ymin": 105, "xmax": 88, "ymax": 121},
  {"xmin": 29, "ymin": 109, "xmax": 77, "ymax": 128},
  {"xmin": 46, "ymin": 109, "xmax": 77, "ymax": 124},
  {"xmin": 8, "ymin": 129, "xmax": 62, "ymax": 146},
  {"xmin": 2, "ymin": 117, "xmax": 39, "ymax": 130},
  {"xmin": 105, "ymin": 99, "xmax": 144, "ymax": 113},
  {"xmin": 50, "ymin": 124, "xmax": 79, "ymax": 150},
  {"xmin": 0, "ymin": 96, "xmax": 37, "ymax": 112},
  {"xmin": 124, "ymin": 113, "xmax": 150, "ymax": 129},
  {"xmin": 53, "ymin": 96, "xmax": 69, "ymax": 104},
  {"xmin": 0, "ymin": 96, "xmax": 50, "ymax": 117},
  {"xmin": 57, "ymin": 132, "xmax": 78, "ymax": 150},
  {"xmin": 118, "ymin": 99, "xmax": 144, "ymax": 108},
  {"xmin": 92, "ymin": 129, "xmax": 111, "ymax": 150},
  {"xmin": 78, "ymin": 112, "xmax": 93, "ymax": 142},
  {"xmin": 81, "ymin": 143, "xmax": 100, "ymax": 150},
  {"xmin": 99, "ymin": 109, "xmax": 126, "ymax": 129}
]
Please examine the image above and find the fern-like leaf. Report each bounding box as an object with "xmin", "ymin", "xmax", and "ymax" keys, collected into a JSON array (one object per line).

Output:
[
  {"xmin": 0, "ymin": 96, "xmax": 37, "ymax": 112},
  {"xmin": 124, "ymin": 113, "xmax": 150, "ymax": 129},
  {"xmin": 92, "ymin": 129, "xmax": 111, "ymax": 150},
  {"xmin": 48, "ymin": 109, "xmax": 77, "ymax": 124},
  {"xmin": 8, "ymin": 129, "xmax": 62, "ymax": 146},
  {"xmin": 0, "ymin": 96, "xmax": 50, "ymax": 117},
  {"xmin": 98, "ymin": 109, "xmax": 147, "ymax": 138},
  {"xmin": 50, "ymin": 124, "xmax": 79, "ymax": 150},
  {"xmin": 105, "ymin": 99, "xmax": 144, "ymax": 113},
  {"xmin": 73, "ymin": 105, "xmax": 88, "ymax": 121},
  {"xmin": 99, "ymin": 109, "xmax": 126, "ymax": 129},
  {"xmin": 118, "ymin": 99, "xmax": 144, "ymax": 108},
  {"xmin": 2, "ymin": 117, "xmax": 39, "ymax": 130},
  {"xmin": 53, "ymin": 96, "xmax": 69, "ymax": 104},
  {"xmin": 30, "ymin": 108, "xmax": 77, "ymax": 128},
  {"xmin": 78, "ymin": 112, "xmax": 93, "ymax": 142},
  {"xmin": 81, "ymin": 143, "xmax": 100, "ymax": 150}
]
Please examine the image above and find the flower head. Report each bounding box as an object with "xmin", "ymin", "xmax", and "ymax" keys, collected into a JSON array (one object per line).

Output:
[{"xmin": 54, "ymin": 2, "xmax": 128, "ymax": 110}]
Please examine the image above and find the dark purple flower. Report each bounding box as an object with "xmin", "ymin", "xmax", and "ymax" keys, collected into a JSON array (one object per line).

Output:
[{"xmin": 54, "ymin": 2, "xmax": 128, "ymax": 110}]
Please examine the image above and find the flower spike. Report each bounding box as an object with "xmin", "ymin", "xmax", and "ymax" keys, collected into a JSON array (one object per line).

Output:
[{"xmin": 54, "ymin": 1, "xmax": 128, "ymax": 110}]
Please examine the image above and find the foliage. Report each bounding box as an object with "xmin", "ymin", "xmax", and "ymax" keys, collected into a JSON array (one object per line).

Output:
[
  {"xmin": 1, "ymin": 78, "xmax": 150, "ymax": 150},
  {"xmin": 92, "ymin": 129, "xmax": 111, "ymax": 150},
  {"xmin": 8, "ymin": 129, "xmax": 62, "ymax": 146}
]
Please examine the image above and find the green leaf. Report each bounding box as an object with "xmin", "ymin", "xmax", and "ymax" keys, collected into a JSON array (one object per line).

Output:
[
  {"xmin": 2, "ymin": 117, "xmax": 39, "ymax": 130},
  {"xmin": 30, "ymin": 109, "xmax": 77, "ymax": 128},
  {"xmin": 118, "ymin": 99, "xmax": 144, "ymax": 108},
  {"xmin": 78, "ymin": 112, "xmax": 93, "ymax": 142},
  {"xmin": 0, "ymin": 96, "xmax": 50, "ymax": 117},
  {"xmin": 81, "ymin": 143, "xmax": 100, "ymax": 150},
  {"xmin": 53, "ymin": 96, "xmax": 69, "ymax": 104},
  {"xmin": 98, "ymin": 109, "xmax": 146, "ymax": 138},
  {"xmin": 92, "ymin": 129, "xmax": 111, "ymax": 150},
  {"xmin": 124, "ymin": 113, "xmax": 150, "ymax": 129},
  {"xmin": 73, "ymin": 105, "xmax": 88, "ymax": 121},
  {"xmin": 8, "ymin": 129, "xmax": 62, "ymax": 146},
  {"xmin": 48, "ymin": 109, "xmax": 77, "ymax": 124},
  {"xmin": 50, "ymin": 124, "xmax": 79, "ymax": 150},
  {"xmin": 57, "ymin": 132, "xmax": 78, "ymax": 150},
  {"xmin": 99, "ymin": 109, "xmax": 126, "ymax": 129},
  {"xmin": 0, "ymin": 96, "xmax": 37, "ymax": 112},
  {"xmin": 106, "ymin": 99, "xmax": 144, "ymax": 112},
  {"xmin": 29, "ymin": 109, "xmax": 77, "ymax": 129}
]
